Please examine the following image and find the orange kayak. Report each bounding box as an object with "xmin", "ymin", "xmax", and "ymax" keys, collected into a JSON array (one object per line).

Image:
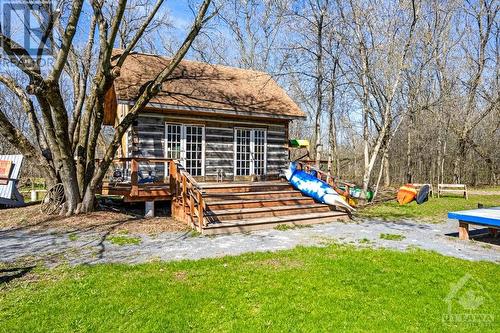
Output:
[{"xmin": 397, "ymin": 185, "xmax": 417, "ymax": 205}]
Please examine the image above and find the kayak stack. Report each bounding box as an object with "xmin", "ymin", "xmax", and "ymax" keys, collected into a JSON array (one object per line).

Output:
[
  {"xmin": 397, "ymin": 185, "xmax": 417, "ymax": 205},
  {"xmin": 397, "ymin": 184, "xmax": 430, "ymax": 205}
]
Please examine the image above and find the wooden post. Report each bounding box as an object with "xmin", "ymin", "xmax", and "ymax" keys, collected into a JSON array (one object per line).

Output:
[
  {"xmin": 182, "ymin": 175, "xmax": 187, "ymax": 222},
  {"xmin": 464, "ymin": 185, "xmax": 468, "ymax": 200},
  {"xmin": 197, "ymin": 191, "xmax": 204, "ymax": 232},
  {"xmin": 131, "ymin": 159, "xmax": 138, "ymax": 197},
  {"xmin": 189, "ymin": 188, "xmax": 195, "ymax": 226},
  {"xmin": 145, "ymin": 201, "xmax": 155, "ymax": 218},
  {"xmin": 169, "ymin": 161, "xmax": 176, "ymax": 196},
  {"xmin": 458, "ymin": 221, "xmax": 469, "ymax": 240}
]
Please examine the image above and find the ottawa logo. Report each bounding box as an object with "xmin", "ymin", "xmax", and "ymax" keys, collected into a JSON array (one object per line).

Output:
[{"xmin": 443, "ymin": 273, "xmax": 495, "ymax": 326}]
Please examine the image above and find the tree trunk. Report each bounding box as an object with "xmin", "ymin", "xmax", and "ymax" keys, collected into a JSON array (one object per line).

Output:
[
  {"xmin": 327, "ymin": 103, "xmax": 339, "ymax": 176},
  {"xmin": 383, "ymin": 150, "xmax": 390, "ymax": 186},
  {"xmin": 373, "ymin": 149, "xmax": 386, "ymax": 200},
  {"xmin": 314, "ymin": 112, "xmax": 321, "ymax": 168},
  {"xmin": 405, "ymin": 124, "xmax": 412, "ymax": 183},
  {"xmin": 452, "ymin": 136, "xmax": 466, "ymax": 184}
]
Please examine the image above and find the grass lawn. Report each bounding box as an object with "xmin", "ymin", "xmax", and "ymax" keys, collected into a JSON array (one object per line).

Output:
[
  {"xmin": 357, "ymin": 194, "xmax": 500, "ymax": 222},
  {"xmin": 1, "ymin": 245, "xmax": 498, "ymax": 332}
]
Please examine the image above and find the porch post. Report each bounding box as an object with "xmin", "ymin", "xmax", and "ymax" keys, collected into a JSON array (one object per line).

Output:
[
  {"xmin": 458, "ymin": 221, "xmax": 469, "ymax": 240},
  {"xmin": 145, "ymin": 201, "xmax": 155, "ymax": 218}
]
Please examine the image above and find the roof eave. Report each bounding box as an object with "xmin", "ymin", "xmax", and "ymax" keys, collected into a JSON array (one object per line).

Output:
[{"xmin": 117, "ymin": 99, "xmax": 306, "ymax": 120}]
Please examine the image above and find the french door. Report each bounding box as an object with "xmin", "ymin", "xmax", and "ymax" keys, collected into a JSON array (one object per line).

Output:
[
  {"xmin": 234, "ymin": 128, "xmax": 266, "ymax": 176},
  {"xmin": 165, "ymin": 123, "xmax": 205, "ymax": 176}
]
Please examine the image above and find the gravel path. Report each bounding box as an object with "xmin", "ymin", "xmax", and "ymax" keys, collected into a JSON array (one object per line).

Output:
[{"xmin": 1, "ymin": 218, "xmax": 498, "ymax": 266}]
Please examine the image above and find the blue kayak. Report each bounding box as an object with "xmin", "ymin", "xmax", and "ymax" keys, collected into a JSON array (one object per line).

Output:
[{"xmin": 285, "ymin": 163, "xmax": 354, "ymax": 211}]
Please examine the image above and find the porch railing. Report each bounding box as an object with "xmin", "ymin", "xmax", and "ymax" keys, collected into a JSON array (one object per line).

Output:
[
  {"xmin": 169, "ymin": 160, "xmax": 206, "ymax": 231},
  {"xmin": 99, "ymin": 157, "xmax": 172, "ymax": 195},
  {"xmin": 295, "ymin": 160, "xmax": 356, "ymax": 199}
]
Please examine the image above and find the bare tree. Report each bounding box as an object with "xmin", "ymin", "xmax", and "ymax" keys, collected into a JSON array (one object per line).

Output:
[
  {"xmin": 0, "ymin": 0, "xmax": 214, "ymax": 214},
  {"xmin": 450, "ymin": 0, "xmax": 498, "ymax": 183},
  {"xmin": 341, "ymin": 0, "xmax": 419, "ymax": 194}
]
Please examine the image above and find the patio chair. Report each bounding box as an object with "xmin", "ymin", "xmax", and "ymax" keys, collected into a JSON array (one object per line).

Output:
[{"xmin": 0, "ymin": 155, "xmax": 25, "ymax": 207}]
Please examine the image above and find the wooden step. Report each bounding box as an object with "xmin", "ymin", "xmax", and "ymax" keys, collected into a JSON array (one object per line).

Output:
[
  {"xmin": 206, "ymin": 197, "xmax": 316, "ymax": 210},
  {"xmin": 201, "ymin": 182, "xmax": 293, "ymax": 194},
  {"xmin": 205, "ymin": 204, "xmax": 331, "ymax": 222},
  {"xmin": 202, "ymin": 211, "xmax": 349, "ymax": 235},
  {"xmin": 199, "ymin": 181, "xmax": 286, "ymax": 188},
  {"xmin": 204, "ymin": 190, "xmax": 304, "ymax": 201}
]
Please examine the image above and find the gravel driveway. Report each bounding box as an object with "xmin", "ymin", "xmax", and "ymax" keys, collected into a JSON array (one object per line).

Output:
[{"xmin": 1, "ymin": 217, "xmax": 498, "ymax": 266}]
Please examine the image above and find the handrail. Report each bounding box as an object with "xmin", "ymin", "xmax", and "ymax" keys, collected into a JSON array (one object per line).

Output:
[
  {"xmin": 170, "ymin": 160, "xmax": 205, "ymax": 232},
  {"xmin": 295, "ymin": 160, "xmax": 355, "ymax": 199}
]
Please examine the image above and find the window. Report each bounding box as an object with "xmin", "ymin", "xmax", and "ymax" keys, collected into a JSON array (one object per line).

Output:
[
  {"xmin": 165, "ymin": 123, "xmax": 205, "ymax": 176},
  {"xmin": 234, "ymin": 128, "xmax": 266, "ymax": 176}
]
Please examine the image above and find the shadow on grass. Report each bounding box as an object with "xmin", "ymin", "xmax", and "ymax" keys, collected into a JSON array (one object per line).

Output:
[{"xmin": 0, "ymin": 266, "xmax": 35, "ymax": 285}]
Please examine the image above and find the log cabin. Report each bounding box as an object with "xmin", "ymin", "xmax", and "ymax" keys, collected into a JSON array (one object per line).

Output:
[{"xmin": 101, "ymin": 50, "xmax": 349, "ymax": 233}]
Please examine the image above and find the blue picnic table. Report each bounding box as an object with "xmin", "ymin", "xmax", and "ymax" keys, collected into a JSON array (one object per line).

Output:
[{"xmin": 448, "ymin": 207, "xmax": 500, "ymax": 240}]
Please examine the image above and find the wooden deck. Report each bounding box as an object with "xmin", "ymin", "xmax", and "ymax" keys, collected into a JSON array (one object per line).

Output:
[
  {"xmin": 192, "ymin": 181, "xmax": 349, "ymax": 235},
  {"xmin": 100, "ymin": 182, "xmax": 172, "ymax": 202},
  {"xmin": 98, "ymin": 158, "xmax": 350, "ymax": 234},
  {"xmin": 98, "ymin": 157, "xmax": 173, "ymax": 202}
]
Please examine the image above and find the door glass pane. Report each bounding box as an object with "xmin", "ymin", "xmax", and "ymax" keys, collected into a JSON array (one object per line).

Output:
[
  {"xmin": 235, "ymin": 129, "xmax": 251, "ymax": 176},
  {"xmin": 254, "ymin": 129, "xmax": 265, "ymax": 175},
  {"xmin": 235, "ymin": 129, "xmax": 266, "ymax": 176},
  {"xmin": 166, "ymin": 124, "xmax": 182, "ymax": 159},
  {"xmin": 185, "ymin": 125, "xmax": 203, "ymax": 176}
]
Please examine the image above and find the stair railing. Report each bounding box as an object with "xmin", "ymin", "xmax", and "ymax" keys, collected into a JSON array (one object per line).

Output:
[
  {"xmin": 295, "ymin": 160, "xmax": 355, "ymax": 199},
  {"xmin": 169, "ymin": 161, "xmax": 205, "ymax": 232}
]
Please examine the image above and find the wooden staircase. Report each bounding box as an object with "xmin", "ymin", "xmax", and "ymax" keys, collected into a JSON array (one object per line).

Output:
[{"xmin": 199, "ymin": 181, "xmax": 349, "ymax": 235}]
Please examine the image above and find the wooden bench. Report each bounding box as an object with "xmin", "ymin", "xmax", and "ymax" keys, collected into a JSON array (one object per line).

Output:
[
  {"xmin": 409, "ymin": 183, "xmax": 434, "ymax": 198},
  {"xmin": 448, "ymin": 207, "xmax": 500, "ymax": 240},
  {"xmin": 438, "ymin": 184, "xmax": 468, "ymax": 199}
]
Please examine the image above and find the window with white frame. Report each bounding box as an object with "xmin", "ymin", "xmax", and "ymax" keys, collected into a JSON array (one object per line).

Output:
[
  {"xmin": 234, "ymin": 128, "xmax": 266, "ymax": 176},
  {"xmin": 165, "ymin": 123, "xmax": 205, "ymax": 176}
]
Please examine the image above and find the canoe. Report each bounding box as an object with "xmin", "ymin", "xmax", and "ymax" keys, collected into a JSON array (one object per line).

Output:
[
  {"xmin": 416, "ymin": 184, "xmax": 430, "ymax": 204},
  {"xmin": 285, "ymin": 163, "xmax": 354, "ymax": 212},
  {"xmin": 397, "ymin": 185, "xmax": 417, "ymax": 205}
]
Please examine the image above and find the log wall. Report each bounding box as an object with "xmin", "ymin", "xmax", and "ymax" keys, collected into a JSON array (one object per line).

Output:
[{"xmin": 127, "ymin": 110, "xmax": 290, "ymax": 181}]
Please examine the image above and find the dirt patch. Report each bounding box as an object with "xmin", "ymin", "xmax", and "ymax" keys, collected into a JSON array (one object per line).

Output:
[
  {"xmin": 172, "ymin": 271, "xmax": 189, "ymax": 282},
  {"xmin": 469, "ymin": 190, "xmax": 500, "ymax": 196},
  {"xmin": 0, "ymin": 205, "xmax": 189, "ymax": 235}
]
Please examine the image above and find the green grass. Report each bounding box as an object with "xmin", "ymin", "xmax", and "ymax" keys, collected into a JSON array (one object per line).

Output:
[
  {"xmin": 1, "ymin": 245, "xmax": 498, "ymax": 332},
  {"xmin": 274, "ymin": 224, "xmax": 311, "ymax": 231},
  {"xmin": 68, "ymin": 234, "xmax": 79, "ymax": 241},
  {"xmin": 275, "ymin": 224, "xmax": 293, "ymax": 231},
  {"xmin": 188, "ymin": 230, "xmax": 202, "ymax": 237},
  {"xmin": 358, "ymin": 194, "xmax": 500, "ymax": 222},
  {"xmin": 380, "ymin": 233, "xmax": 406, "ymax": 241},
  {"xmin": 107, "ymin": 235, "xmax": 142, "ymax": 246}
]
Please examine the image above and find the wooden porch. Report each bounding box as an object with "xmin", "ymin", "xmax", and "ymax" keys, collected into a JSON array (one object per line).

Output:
[
  {"xmin": 98, "ymin": 158, "xmax": 350, "ymax": 234},
  {"xmin": 99, "ymin": 158, "xmax": 173, "ymax": 202}
]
